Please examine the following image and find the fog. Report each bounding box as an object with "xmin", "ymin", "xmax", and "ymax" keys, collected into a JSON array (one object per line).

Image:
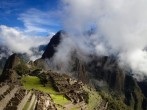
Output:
[{"xmin": 52, "ymin": 0, "xmax": 147, "ymax": 79}]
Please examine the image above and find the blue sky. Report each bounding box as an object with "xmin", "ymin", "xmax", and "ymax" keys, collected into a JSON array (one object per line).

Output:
[{"xmin": 0, "ymin": 0, "xmax": 61, "ymax": 36}]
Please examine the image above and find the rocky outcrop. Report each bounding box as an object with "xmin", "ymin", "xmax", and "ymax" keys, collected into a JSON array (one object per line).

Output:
[
  {"xmin": 0, "ymin": 54, "xmax": 20, "ymax": 82},
  {"xmin": 0, "ymin": 54, "xmax": 29, "ymax": 82}
]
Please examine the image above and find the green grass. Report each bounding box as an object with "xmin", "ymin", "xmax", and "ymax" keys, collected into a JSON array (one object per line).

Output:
[
  {"xmin": 21, "ymin": 75, "xmax": 70, "ymax": 106},
  {"xmin": 51, "ymin": 94, "xmax": 70, "ymax": 105},
  {"xmin": 21, "ymin": 75, "xmax": 56, "ymax": 94},
  {"xmin": 23, "ymin": 101, "xmax": 30, "ymax": 110},
  {"xmin": 71, "ymin": 107, "xmax": 78, "ymax": 110}
]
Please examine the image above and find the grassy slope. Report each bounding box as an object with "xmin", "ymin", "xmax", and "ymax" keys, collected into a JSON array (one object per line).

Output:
[
  {"xmin": 100, "ymin": 91, "xmax": 132, "ymax": 110},
  {"xmin": 21, "ymin": 75, "xmax": 70, "ymax": 105},
  {"xmin": 83, "ymin": 85, "xmax": 101, "ymax": 110}
]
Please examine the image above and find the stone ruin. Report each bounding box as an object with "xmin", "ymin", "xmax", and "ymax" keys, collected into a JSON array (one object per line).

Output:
[
  {"xmin": 0, "ymin": 82, "xmax": 57, "ymax": 110},
  {"xmin": 44, "ymin": 71, "xmax": 88, "ymax": 104},
  {"xmin": 34, "ymin": 90, "xmax": 57, "ymax": 110}
]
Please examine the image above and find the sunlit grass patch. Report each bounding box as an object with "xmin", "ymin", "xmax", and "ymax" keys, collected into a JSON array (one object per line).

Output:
[
  {"xmin": 21, "ymin": 75, "xmax": 56, "ymax": 93},
  {"xmin": 21, "ymin": 75, "xmax": 70, "ymax": 106}
]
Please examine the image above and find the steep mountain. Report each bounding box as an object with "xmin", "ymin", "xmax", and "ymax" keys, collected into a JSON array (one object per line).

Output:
[
  {"xmin": 42, "ymin": 31, "xmax": 63, "ymax": 59},
  {"xmin": 40, "ymin": 31, "xmax": 147, "ymax": 110}
]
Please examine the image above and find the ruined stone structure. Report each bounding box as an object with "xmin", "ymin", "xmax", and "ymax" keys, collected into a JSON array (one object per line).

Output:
[
  {"xmin": 0, "ymin": 83, "xmax": 57, "ymax": 110},
  {"xmin": 35, "ymin": 91, "xmax": 57, "ymax": 110},
  {"xmin": 44, "ymin": 71, "xmax": 88, "ymax": 105}
]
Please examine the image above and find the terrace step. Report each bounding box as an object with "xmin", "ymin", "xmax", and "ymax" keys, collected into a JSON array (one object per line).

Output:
[
  {"xmin": 0, "ymin": 86, "xmax": 19, "ymax": 110},
  {"xmin": 24, "ymin": 93, "xmax": 37, "ymax": 110},
  {"xmin": 0, "ymin": 85, "xmax": 9, "ymax": 95},
  {"xmin": 4, "ymin": 89, "xmax": 31, "ymax": 110}
]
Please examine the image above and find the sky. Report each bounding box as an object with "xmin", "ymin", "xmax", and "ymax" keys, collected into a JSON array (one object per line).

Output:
[
  {"xmin": 0, "ymin": 0, "xmax": 61, "ymax": 36},
  {"xmin": 1, "ymin": 0, "xmax": 147, "ymax": 79},
  {"xmin": 0, "ymin": 0, "xmax": 62, "ymax": 60}
]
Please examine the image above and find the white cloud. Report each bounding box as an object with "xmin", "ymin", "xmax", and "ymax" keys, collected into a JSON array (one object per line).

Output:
[
  {"xmin": 0, "ymin": 7, "xmax": 59, "ymax": 60},
  {"xmin": 56, "ymin": 0, "xmax": 147, "ymax": 78},
  {"xmin": 18, "ymin": 8, "xmax": 60, "ymax": 34},
  {"xmin": 0, "ymin": 25, "xmax": 53, "ymax": 60}
]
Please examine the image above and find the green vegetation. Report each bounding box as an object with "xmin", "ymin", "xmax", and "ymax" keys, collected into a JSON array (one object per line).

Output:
[
  {"xmin": 21, "ymin": 75, "xmax": 57, "ymax": 93},
  {"xmin": 83, "ymin": 85, "xmax": 101, "ymax": 110},
  {"xmin": 21, "ymin": 75, "xmax": 70, "ymax": 105},
  {"xmin": 100, "ymin": 91, "xmax": 133, "ymax": 110},
  {"xmin": 71, "ymin": 107, "xmax": 79, "ymax": 110},
  {"xmin": 51, "ymin": 94, "xmax": 70, "ymax": 105},
  {"xmin": 14, "ymin": 63, "xmax": 29, "ymax": 75}
]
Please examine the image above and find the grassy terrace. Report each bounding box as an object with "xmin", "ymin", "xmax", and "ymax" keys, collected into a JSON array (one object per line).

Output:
[
  {"xmin": 23, "ymin": 101, "xmax": 30, "ymax": 110},
  {"xmin": 21, "ymin": 75, "xmax": 70, "ymax": 105}
]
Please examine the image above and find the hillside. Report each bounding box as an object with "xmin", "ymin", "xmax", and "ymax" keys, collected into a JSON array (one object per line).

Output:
[
  {"xmin": 0, "ymin": 53, "xmax": 105, "ymax": 110},
  {"xmin": 38, "ymin": 31, "xmax": 147, "ymax": 110}
]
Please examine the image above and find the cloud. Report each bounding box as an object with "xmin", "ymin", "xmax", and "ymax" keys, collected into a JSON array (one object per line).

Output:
[
  {"xmin": 0, "ymin": 7, "xmax": 60, "ymax": 60},
  {"xmin": 52, "ymin": 0, "xmax": 147, "ymax": 78},
  {"xmin": 18, "ymin": 8, "xmax": 61, "ymax": 34},
  {"xmin": 0, "ymin": 25, "xmax": 53, "ymax": 60}
]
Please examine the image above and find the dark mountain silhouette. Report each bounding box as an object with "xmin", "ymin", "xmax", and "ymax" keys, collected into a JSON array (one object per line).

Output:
[{"xmin": 42, "ymin": 31, "xmax": 64, "ymax": 59}]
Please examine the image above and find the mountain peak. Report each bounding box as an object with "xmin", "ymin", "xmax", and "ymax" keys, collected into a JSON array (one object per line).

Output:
[
  {"xmin": 0, "ymin": 53, "xmax": 29, "ymax": 82},
  {"xmin": 42, "ymin": 30, "xmax": 65, "ymax": 59}
]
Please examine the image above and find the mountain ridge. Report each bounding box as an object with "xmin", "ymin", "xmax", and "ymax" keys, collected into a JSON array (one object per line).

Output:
[{"xmin": 40, "ymin": 31, "xmax": 147, "ymax": 110}]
